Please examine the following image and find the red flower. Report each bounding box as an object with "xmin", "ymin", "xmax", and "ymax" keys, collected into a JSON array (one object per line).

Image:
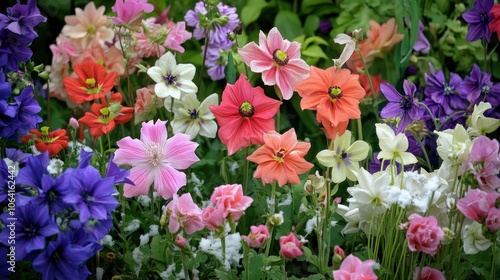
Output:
[
  {"xmin": 490, "ymin": 4, "xmax": 500, "ymax": 40},
  {"xmin": 79, "ymin": 92, "xmax": 133, "ymax": 138},
  {"xmin": 21, "ymin": 127, "xmax": 69, "ymax": 157},
  {"xmin": 63, "ymin": 60, "xmax": 117, "ymax": 104}
]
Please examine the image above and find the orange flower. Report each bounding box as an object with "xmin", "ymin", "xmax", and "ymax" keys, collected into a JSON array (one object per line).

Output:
[
  {"xmin": 78, "ymin": 92, "xmax": 133, "ymax": 138},
  {"xmin": 294, "ymin": 66, "xmax": 365, "ymax": 128},
  {"xmin": 321, "ymin": 120, "xmax": 349, "ymax": 140},
  {"xmin": 21, "ymin": 127, "xmax": 69, "ymax": 157},
  {"xmin": 63, "ymin": 60, "xmax": 117, "ymax": 104},
  {"xmin": 247, "ymin": 128, "xmax": 313, "ymax": 187}
]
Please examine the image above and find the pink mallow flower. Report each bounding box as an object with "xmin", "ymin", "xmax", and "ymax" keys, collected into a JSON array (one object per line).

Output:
[
  {"xmin": 113, "ymin": 120, "xmax": 199, "ymax": 200},
  {"xmin": 210, "ymin": 184, "xmax": 253, "ymax": 221},
  {"xmin": 201, "ymin": 204, "xmax": 225, "ymax": 231},
  {"xmin": 238, "ymin": 27, "xmax": 310, "ymax": 100},
  {"xmin": 406, "ymin": 214, "xmax": 443, "ymax": 256},
  {"xmin": 165, "ymin": 193, "xmax": 204, "ymax": 235},
  {"xmin": 457, "ymin": 188, "xmax": 500, "ymax": 222},
  {"xmin": 486, "ymin": 208, "xmax": 500, "ymax": 233},
  {"xmin": 332, "ymin": 254, "xmax": 378, "ymax": 280},
  {"xmin": 463, "ymin": 136, "xmax": 500, "ymax": 193},
  {"xmin": 112, "ymin": 0, "xmax": 154, "ymax": 28},
  {"xmin": 279, "ymin": 232, "xmax": 303, "ymax": 259},
  {"xmin": 242, "ymin": 225, "xmax": 270, "ymax": 248},
  {"xmin": 413, "ymin": 267, "xmax": 445, "ymax": 280}
]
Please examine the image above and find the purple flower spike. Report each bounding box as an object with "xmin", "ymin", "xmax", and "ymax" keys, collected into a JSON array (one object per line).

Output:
[
  {"xmin": 380, "ymin": 80, "xmax": 423, "ymax": 133},
  {"xmin": 462, "ymin": 0, "xmax": 494, "ymax": 42}
]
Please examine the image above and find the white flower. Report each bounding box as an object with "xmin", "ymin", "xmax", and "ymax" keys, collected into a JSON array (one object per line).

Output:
[
  {"xmin": 462, "ymin": 221, "xmax": 492, "ymax": 254},
  {"xmin": 467, "ymin": 102, "xmax": 500, "ymax": 136},
  {"xmin": 375, "ymin": 123, "xmax": 417, "ymax": 165},
  {"xmin": 124, "ymin": 219, "xmax": 141, "ymax": 232},
  {"xmin": 332, "ymin": 33, "xmax": 357, "ymax": 68},
  {"xmin": 147, "ymin": 51, "xmax": 198, "ymax": 99},
  {"xmin": 399, "ymin": 171, "xmax": 443, "ymax": 213},
  {"xmin": 47, "ymin": 159, "xmax": 64, "ymax": 175},
  {"xmin": 165, "ymin": 92, "xmax": 218, "ymax": 139},
  {"xmin": 435, "ymin": 124, "xmax": 471, "ymax": 165},
  {"xmin": 317, "ymin": 130, "xmax": 369, "ymax": 183}
]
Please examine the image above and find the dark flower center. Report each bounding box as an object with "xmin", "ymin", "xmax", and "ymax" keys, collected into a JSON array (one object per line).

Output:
[
  {"xmin": 480, "ymin": 13, "xmax": 489, "ymax": 23},
  {"xmin": 275, "ymin": 147, "xmax": 287, "ymax": 159},
  {"xmin": 189, "ymin": 109, "xmax": 199, "ymax": 119},
  {"xmin": 272, "ymin": 49, "xmax": 289, "ymax": 66},
  {"xmin": 341, "ymin": 151, "xmax": 348, "ymax": 159},
  {"xmin": 399, "ymin": 95, "xmax": 413, "ymax": 110},
  {"xmin": 328, "ymin": 86, "xmax": 343, "ymax": 100},
  {"xmin": 164, "ymin": 73, "xmax": 177, "ymax": 85},
  {"xmin": 481, "ymin": 85, "xmax": 490, "ymax": 95},
  {"xmin": 239, "ymin": 101, "xmax": 254, "ymax": 117},
  {"xmin": 24, "ymin": 225, "xmax": 38, "ymax": 237},
  {"xmin": 444, "ymin": 85, "xmax": 453, "ymax": 95}
]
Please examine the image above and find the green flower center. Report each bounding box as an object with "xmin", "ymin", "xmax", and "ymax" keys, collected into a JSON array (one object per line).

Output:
[
  {"xmin": 328, "ymin": 86, "xmax": 343, "ymax": 100},
  {"xmin": 272, "ymin": 49, "xmax": 289, "ymax": 66},
  {"xmin": 84, "ymin": 78, "xmax": 102, "ymax": 94},
  {"xmin": 239, "ymin": 101, "xmax": 254, "ymax": 117}
]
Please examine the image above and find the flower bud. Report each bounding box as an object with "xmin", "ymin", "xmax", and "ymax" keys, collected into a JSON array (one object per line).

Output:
[
  {"xmin": 175, "ymin": 235, "xmax": 187, "ymax": 247},
  {"xmin": 69, "ymin": 117, "xmax": 79, "ymax": 129},
  {"xmin": 440, "ymin": 227, "xmax": 455, "ymax": 245}
]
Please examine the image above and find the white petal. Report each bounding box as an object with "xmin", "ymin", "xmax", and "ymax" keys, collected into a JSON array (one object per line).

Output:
[
  {"xmin": 199, "ymin": 120, "xmax": 217, "ymax": 138},
  {"xmin": 316, "ymin": 150, "xmax": 336, "ymax": 167},
  {"xmin": 147, "ymin": 67, "xmax": 165, "ymax": 83},
  {"xmin": 333, "ymin": 34, "xmax": 353, "ymax": 45},
  {"xmin": 177, "ymin": 80, "xmax": 198, "ymax": 95},
  {"xmin": 175, "ymin": 63, "xmax": 197, "ymax": 80},
  {"xmin": 199, "ymin": 93, "xmax": 219, "ymax": 118},
  {"xmin": 158, "ymin": 51, "xmax": 177, "ymax": 70}
]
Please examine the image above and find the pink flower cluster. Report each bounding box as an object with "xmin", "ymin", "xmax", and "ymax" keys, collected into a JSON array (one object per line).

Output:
[
  {"xmin": 332, "ymin": 254, "xmax": 378, "ymax": 280},
  {"xmin": 463, "ymin": 136, "xmax": 500, "ymax": 193},
  {"xmin": 406, "ymin": 214, "xmax": 444, "ymax": 256},
  {"xmin": 202, "ymin": 184, "xmax": 253, "ymax": 231},
  {"xmin": 457, "ymin": 188, "xmax": 500, "ymax": 233}
]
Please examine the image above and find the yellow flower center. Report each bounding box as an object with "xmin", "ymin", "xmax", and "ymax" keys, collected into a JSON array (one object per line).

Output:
[
  {"xmin": 39, "ymin": 126, "xmax": 60, "ymax": 143},
  {"xmin": 84, "ymin": 77, "xmax": 102, "ymax": 95},
  {"xmin": 328, "ymin": 86, "xmax": 343, "ymax": 100},
  {"xmin": 239, "ymin": 101, "xmax": 254, "ymax": 118},
  {"xmin": 272, "ymin": 49, "xmax": 289, "ymax": 66},
  {"xmin": 87, "ymin": 24, "xmax": 96, "ymax": 34},
  {"xmin": 274, "ymin": 147, "xmax": 287, "ymax": 163}
]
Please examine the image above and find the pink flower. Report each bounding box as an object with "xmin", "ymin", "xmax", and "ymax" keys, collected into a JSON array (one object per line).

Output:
[
  {"xmin": 134, "ymin": 87, "xmax": 163, "ymax": 124},
  {"xmin": 486, "ymin": 207, "xmax": 500, "ymax": 233},
  {"xmin": 210, "ymin": 184, "xmax": 253, "ymax": 221},
  {"xmin": 334, "ymin": 245, "xmax": 345, "ymax": 259},
  {"xmin": 279, "ymin": 232, "xmax": 303, "ymax": 259},
  {"xmin": 201, "ymin": 205, "xmax": 225, "ymax": 231},
  {"xmin": 164, "ymin": 22, "xmax": 192, "ymax": 53},
  {"xmin": 406, "ymin": 214, "xmax": 444, "ymax": 256},
  {"xmin": 113, "ymin": 120, "xmax": 199, "ymax": 199},
  {"xmin": 175, "ymin": 235, "xmax": 187, "ymax": 247},
  {"xmin": 463, "ymin": 136, "xmax": 500, "ymax": 193},
  {"xmin": 332, "ymin": 254, "xmax": 378, "ymax": 280},
  {"xmin": 247, "ymin": 128, "xmax": 314, "ymax": 187},
  {"xmin": 413, "ymin": 267, "xmax": 445, "ymax": 280},
  {"xmin": 165, "ymin": 193, "xmax": 204, "ymax": 234},
  {"xmin": 238, "ymin": 27, "xmax": 310, "ymax": 100},
  {"xmin": 457, "ymin": 189, "xmax": 500, "ymax": 222},
  {"xmin": 242, "ymin": 225, "xmax": 270, "ymax": 248},
  {"xmin": 210, "ymin": 74, "xmax": 281, "ymax": 155},
  {"xmin": 71, "ymin": 37, "xmax": 125, "ymax": 76},
  {"xmin": 112, "ymin": 0, "xmax": 154, "ymax": 28}
]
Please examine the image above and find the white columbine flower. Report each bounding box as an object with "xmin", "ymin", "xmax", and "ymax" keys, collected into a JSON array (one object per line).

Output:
[
  {"xmin": 467, "ymin": 101, "xmax": 500, "ymax": 136},
  {"xmin": 435, "ymin": 124, "xmax": 471, "ymax": 165},
  {"xmin": 316, "ymin": 130, "xmax": 369, "ymax": 183},
  {"xmin": 147, "ymin": 51, "xmax": 198, "ymax": 99},
  {"xmin": 332, "ymin": 32, "xmax": 357, "ymax": 68},
  {"xmin": 462, "ymin": 221, "xmax": 492, "ymax": 254},
  {"xmin": 375, "ymin": 123, "xmax": 417, "ymax": 165},
  {"xmin": 164, "ymin": 92, "xmax": 218, "ymax": 139}
]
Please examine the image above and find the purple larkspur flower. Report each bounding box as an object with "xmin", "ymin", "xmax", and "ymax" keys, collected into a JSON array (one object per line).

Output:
[
  {"xmin": 462, "ymin": 0, "xmax": 494, "ymax": 42},
  {"xmin": 14, "ymin": 85, "xmax": 42, "ymax": 137},
  {"xmin": 458, "ymin": 64, "xmax": 500, "ymax": 106},
  {"xmin": 0, "ymin": 202, "xmax": 59, "ymax": 261},
  {"xmin": 5, "ymin": 148, "xmax": 30, "ymax": 163},
  {"xmin": 0, "ymin": 29, "xmax": 34, "ymax": 71},
  {"xmin": 413, "ymin": 20, "xmax": 430, "ymax": 54},
  {"xmin": 380, "ymin": 80, "xmax": 423, "ymax": 133},
  {"xmin": 0, "ymin": 0, "xmax": 46, "ymax": 39},
  {"xmin": 424, "ymin": 67, "xmax": 467, "ymax": 115},
  {"xmin": 32, "ymin": 232, "xmax": 90, "ymax": 280},
  {"xmin": 202, "ymin": 45, "xmax": 229, "ymax": 81}
]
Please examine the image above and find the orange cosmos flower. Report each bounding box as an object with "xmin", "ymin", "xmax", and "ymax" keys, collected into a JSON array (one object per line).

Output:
[
  {"xmin": 294, "ymin": 66, "xmax": 365, "ymax": 129},
  {"xmin": 78, "ymin": 92, "xmax": 133, "ymax": 138},
  {"xmin": 247, "ymin": 128, "xmax": 313, "ymax": 187},
  {"xmin": 21, "ymin": 127, "xmax": 69, "ymax": 157},
  {"xmin": 63, "ymin": 60, "xmax": 118, "ymax": 104}
]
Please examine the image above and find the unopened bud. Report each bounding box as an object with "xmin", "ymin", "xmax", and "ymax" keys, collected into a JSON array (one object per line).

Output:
[
  {"xmin": 175, "ymin": 235, "xmax": 187, "ymax": 247},
  {"xmin": 69, "ymin": 117, "xmax": 79, "ymax": 129},
  {"xmin": 441, "ymin": 227, "xmax": 455, "ymax": 245}
]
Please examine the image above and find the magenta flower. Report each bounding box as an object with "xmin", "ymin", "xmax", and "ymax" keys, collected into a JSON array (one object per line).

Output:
[
  {"xmin": 165, "ymin": 193, "xmax": 204, "ymax": 235},
  {"xmin": 457, "ymin": 188, "xmax": 500, "ymax": 222},
  {"xmin": 463, "ymin": 136, "xmax": 500, "ymax": 192},
  {"xmin": 332, "ymin": 254, "xmax": 378, "ymax": 280},
  {"xmin": 406, "ymin": 214, "xmax": 443, "ymax": 256},
  {"xmin": 238, "ymin": 27, "xmax": 310, "ymax": 100},
  {"xmin": 111, "ymin": 0, "xmax": 154, "ymax": 28},
  {"xmin": 413, "ymin": 267, "xmax": 445, "ymax": 280},
  {"xmin": 210, "ymin": 184, "xmax": 253, "ymax": 221},
  {"xmin": 242, "ymin": 225, "xmax": 270, "ymax": 248},
  {"xmin": 113, "ymin": 120, "xmax": 199, "ymax": 200},
  {"xmin": 279, "ymin": 232, "xmax": 303, "ymax": 259}
]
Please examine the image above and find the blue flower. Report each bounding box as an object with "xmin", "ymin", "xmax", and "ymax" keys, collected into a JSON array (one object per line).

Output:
[
  {"xmin": 0, "ymin": 0, "xmax": 47, "ymax": 39},
  {"xmin": 13, "ymin": 85, "xmax": 42, "ymax": 138},
  {"xmin": 0, "ymin": 202, "xmax": 59, "ymax": 260},
  {"xmin": 106, "ymin": 153, "xmax": 133, "ymax": 185},
  {"xmin": 0, "ymin": 155, "xmax": 32, "ymax": 206},
  {"xmin": 424, "ymin": 66, "xmax": 467, "ymax": 115},
  {"xmin": 458, "ymin": 64, "xmax": 500, "ymax": 106},
  {"xmin": 462, "ymin": 0, "xmax": 494, "ymax": 42},
  {"xmin": 0, "ymin": 29, "xmax": 34, "ymax": 71}
]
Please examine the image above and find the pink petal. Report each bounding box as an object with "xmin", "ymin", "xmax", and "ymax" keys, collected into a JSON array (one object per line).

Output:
[
  {"xmin": 154, "ymin": 165, "xmax": 187, "ymax": 199},
  {"xmin": 164, "ymin": 133, "xmax": 199, "ymax": 169},
  {"xmin": 141, "ymin": 119, "xmax": 168, "ymax": 144},
  {"xmin": 123, "ymin": 165, "xmax": 155, "ymax": 198},
  {"xmin": 238, "ymin": 42, "xmax": 273, "ymax": 72},
  {"xmin": 114, "ymin": 137, "xmax": 149, "ymax": 166}
]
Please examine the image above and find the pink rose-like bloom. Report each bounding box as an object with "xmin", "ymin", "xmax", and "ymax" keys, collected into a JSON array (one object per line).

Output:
[
  {"xmin": 164, "ymin": 22, "xmax": 192, "ymax": 53},
  {"xmin": 238, "ymin": 27, "xmax": 310, "ymax": 100},
  {"xmin": 332, "ymin": 254, "xmax": 378, "ymax": 280},
  {"xmin": 210, "ymin": 184, "xmax": 253, "ymax": 221},
  {"xmin": 413, "ymin": 267, "xmax": 445, "ymax": 280},
  {"xmin": 406, "ymin": 214, "xmax": 444, "ymax": 256},
  {"xmin": 486, "ymin": 207, "xmax": 500, "ymax": 233},
  {"xmin": 112, "ymin": 0, "xmax": 154, "ymax": 27},
  {"xmin": 242, "ymin": 225, "xmax": 270, "ymax": 248},
  {"xmin": 464, "ymin": 136, "xmax": 500, "ymax": 193},
  {"xmin": 134, "ymin": 87, "xmax": 163, "ymax": 124},
  {"xmin": 201, "ymin": 204, "xmax": 225, "ymax": 231},
  {"xmin": 175, "ymin": 235, "xmax": 187, "ymax": 247},
  {"xmin": 457, "ymin": 188, "xmax": 500, "ymax": 222},
  {"xmin": 279, "ymin": 232, "xmax": 303, "ymax": 259},
  {"xmin": 165, "ymin": 193, "xmax": 204, "ymax": 235}
]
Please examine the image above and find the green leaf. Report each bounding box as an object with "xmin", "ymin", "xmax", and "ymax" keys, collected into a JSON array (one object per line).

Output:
[
  {"xmin": 240, "ymin": 0, "xmax": 269, "ymax": 26},
  {"xmin": 215, "ymin": 268, "xmax": 239, "ymax": 280},
  {"xmin": 225, "ymin": 51, "xmax": 236, "ymax": 84},
  {"xmin": 150, "ymin": 235, "xmax": 168, "ymax": 262},
  {"xmin": 302, "ymin": 45, "xmax": 328, "ymax": 60},
  {"xmin": 266, "ymin": 255, "xmax": 282, "ymax": 264},
  {"xmin": 274, "ymin": 11, "xmax": 302, "ymax": 40},
  {"xmin": 245, "ymin": 250, "xmax": 264, "ymax": 279},
  {"xmin": 304, "ymin": 15, "xmax": 320, "ymax": 36}
]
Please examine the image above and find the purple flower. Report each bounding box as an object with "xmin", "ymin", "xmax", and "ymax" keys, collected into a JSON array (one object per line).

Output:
[
  {"xmin": 32, "ymin": 173, "xmax": 74, "ymax": 215},
  {"xmin": 318, "ymin": 19, "xmax": 332, "ymax": 34},
  {"xmin": 203, "ymin": 45, "xmax": 229, "ymax": 81},
  {"xmin": 16, "ymin": 152, "xmax": 49, "ymax": 190},
  {"xmin": 0, "ymin": 202, "xmax": 59, "ymax": 260},
  {"xmin": 32, "ymin": 232, "xmax": 90, "ymax": 280},
  {"xmin": 413, "ymin": 20, "xmax": 430, "ymax": 54},
  {"xmin": 380, "ymin": 80, "xmax": 423, "ymax": 133},
  {"xmin": 1, "ymin": 155, "xmax": 32, "ymax": 206},
  {"xmin": 0, "ymin": 0, "xmax": 47, "ymax": 39},
  {"xmin": 0, "ymin": 29, "xmax": 34, "ymax": 71},
  {"xmin": 462, "ymin": 0, "xmax": 494, "ymax": 42},
  {"xmin": 424, "ymin": 67, "xmax": 467, "ymax": 115},
  {"xmin": 65, "ymin": 166, "xmax": 119, "ymax": 223},
  {"xmin": 459, "ymin": 64, "xmax": 500, "ymax": 106},
  {"xmin": 14, "ymin": 85, "xmax": 42, "ymax": 137},
  {"xmin": 105, "ymin": 153, "xmax": 133, "ymax": 185},
  {"xmin": 5, "ymin": 148, "xmax": 30, "ymax": 163}
]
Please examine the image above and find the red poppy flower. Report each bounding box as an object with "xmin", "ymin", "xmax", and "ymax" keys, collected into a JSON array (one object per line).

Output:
[
  {"xmin": 78, "ymin": 92, "xmax": 133, "ymax": 138},
  {"xmin": 21, "ymin": 127, "xmax": 69, "ymax": 157},
  {"xmin": 63, "ymin": 60, "xmax": 118, "ymax": 104}
]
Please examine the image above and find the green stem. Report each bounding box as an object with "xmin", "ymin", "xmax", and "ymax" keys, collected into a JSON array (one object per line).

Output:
[
  {"xmin": 483, "ymin": 38, "xmax": 488, "ymax": 71},
  {"xmin": 221, "ymin": 233, "xmax": 226, "ymax": 265},
  {"xmin": 356, "ymin": 117, "xmax": 363, "ymax": 142},
  {"xmin": 244, "ymin": 242, "xmax": 250, "ymax": 280},
  {"xmin": 282, "ymin": 259, "xmax": 287, "ymax": 279},
  {"xmin": 356, "ymin": 45, "xmax": 378, "ymax": 121},
  {"xmin": 150, "ymin": 186, "xmax": 155, "ymax": 221},
  {"xmin": 409, "ymin": 131, "xmax": 432, "ymax": 171},
  {"xmin": 198, "ymin": 30, "xmax": 210, "ymax": 90},
  {"xmin": 243, "ymin": 146, "xmax": 250, "ymax": 194},
  {"xmin": 181, "ymin": 250, "xmax": 191, "ymax": 280}
]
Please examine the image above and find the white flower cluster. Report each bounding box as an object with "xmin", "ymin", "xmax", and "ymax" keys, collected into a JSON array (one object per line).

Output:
[{"xmin": 199, "ymin": 232, "xmax": 242, "ymax": 270}]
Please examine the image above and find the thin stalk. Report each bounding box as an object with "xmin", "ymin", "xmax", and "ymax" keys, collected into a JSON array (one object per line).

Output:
[
  {"xmin": 221, "ymin": 231, "xmax": 226, "ymax": 265},
  {"xmin": 243, "ymin": 146, "xmax": 250, "ymax": 194},
  {"xmin": 181, "ymin": 250, "xmax": 191, "ymax": 280},
  {"xmin": 198, "ymin": 31, "xmax": 211, "ymax": 89},
  {"xmin": 483, "ymin": 38, "xmax": 488, "ymax": 71},
  {"xmin": 356, "ymin": 117, "xmax": 363, "ymax": 142},
  {"xmin": 244, "ymin": 243, "xmax": 250, "ymax": 280},
  {"xmin": 356, "ymin": 45, "xmax": 378, "ymax": 120},
  {"xmin": 409, "ymin": 131, "xmax": 432, "ymax": 170},
  {"xmin": 282, "ymin": 259, "xmax": 287, "ymax": 279}
]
